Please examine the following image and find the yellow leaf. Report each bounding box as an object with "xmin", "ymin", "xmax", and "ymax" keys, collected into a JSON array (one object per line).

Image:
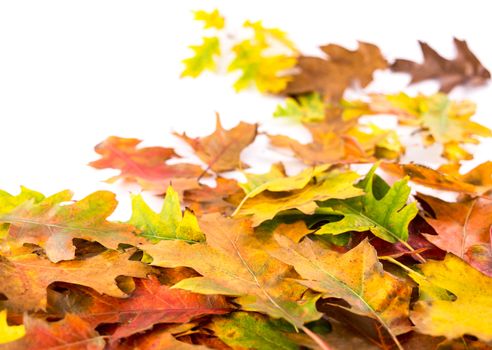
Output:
[
  {"xmin": 410, "ymin": 254, "xmax": 492, "ymax": 341},
  {"xmin": 193, "ymin": 9, "xmax": 225, "ymax": 30},
  {"xmin": 181, "ymin": 37, "xmax": 220, "ymax": 78},
  {"xmin": 0, "ymin": 310, "xmax": 25, "ymax": 344}
]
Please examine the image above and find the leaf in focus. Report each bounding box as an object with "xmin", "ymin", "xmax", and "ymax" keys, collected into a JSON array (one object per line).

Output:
[
  {"xmin": 181, "ymin": 37, "xmax": 221, "ymax": 78},
  {"xmin": 0, "ymin": 310, "xmax": 25, "ymax": 345},
  {"xmin": 235, "ymin": 167, "xmax": 363, "ymax": 226},
  {"xmin": 316, "ymin": 165, "xmax": 418, "ymax": 243},
  {"xmin": 282, "ymin": 41, "xmax": 387, "ymax": 102},
  {"xmin": 410, "ymin": 254, "xmax": 492, "ymax": 342},
  {"xmin": 0, "ymin": 250, "xmax": 151, "ymax": 311},
  {"xmin": 174, "ymin": 115, "xmax": 257, "ymax": 173},
  {"xmin": 130, "ymin": 186, "xmax": 204, "ymax": 243},
  {"xmin": 0, "ymin": 189, "xmax": 145, "ymax": 262},
  {"xmin": 89, "ymin": 136, "xmax": 203, "ymax": 193},
  {"xmin": 52, "ymin": 275, "xmax": 230, "ymax": 340},
  {"xmin": 417, "ymin": 193, "xmax": 492, "ymax": 276},
  {"xmin": 141, "ymin": 214, "xmax": 322, "ymax": 329},
  {"xmin": 0, "ymin": 314, "xmax": 105, "ymax": 350},
  {"xmin": 273, "ymin": 93, "xmax": 325, "ymax": 122},
  {"xmin": 194, "ymin": 9, "xmax": 225, "ymax": 30},
  {"xmin": 270, "ymin": 236, "xmax": 412, "ymax": 349},
  {"xmin": 391, "ymin": 38, "xmax": 491, "ymax": 92},
  {"xmin": 210, "ymin": 312, "xmax": 301, "ymax": 350}
]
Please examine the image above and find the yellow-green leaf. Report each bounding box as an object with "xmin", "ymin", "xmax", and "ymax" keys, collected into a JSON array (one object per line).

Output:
[
  {"xmin": 129, "ymin": 186, "xmax": 204, "ymax": 243},
  {"xmin": 181, "ymin": 37, "xmax": 220, "ymax": 78}
]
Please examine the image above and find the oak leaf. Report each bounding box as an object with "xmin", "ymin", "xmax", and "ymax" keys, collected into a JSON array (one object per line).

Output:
[
  {"xmin": 193, "ymin": 9, "xmax": 225, "ymax": 30},
  {"xmin": 0, "ymin": 250, "xmax": 151, "ymax": 311},
  {"xmin": 141, "ymin": 214, "xmax": 325, "ymax": 343},
  {"xmin": 316, "ymin": 165, "xmax": 418, "ymax": 244},
  {"xmin": 210, "ymin": 312, "xmax": 302, "ymax": 350},
  {"xmin": 129, "ymin": 186, "xmax": 204, "ymax": 243},
  {"xmin": 282, "ymin": 41, "xmax": 387, "ymax": 102},
  {"xmin": 382, "ymin": 162, "xmax": 492, "ymax": 198},
  {"xmin": 234, "ymin": 167, "xmax": 363, "ymax": 226},
  {"xmin": 90, "ymin": 136, "xmax": 203, "ymax": 193},
  {"xmin": 0, "ymin": 314, "xmax": 105, "ymax": 350},
  {"xmin": 391, "ymin": 38, "xmax": 491, "ymax": 92},
  {"xmin": 174, "ymin": 115, "xmax": 257, "ymax": 173},
  {"xmin": 417, "ymin": 193, "xmax": 492, "ymax": 276},
  {"xmin": 0, "ymin": 189, "xmax": 145, "ymax": 262},
  {"xmin": 52, "ymin": 275, "xmax": 230, "ymax": 340},
  {"xmin": 273, "ymin": 93, "xmax": 325, "ymax": 123},
  {"xmin": 270, "ymin": 236, "xmax": 412, "ymax": 350},
  {"xmin": 409, "ymin": 254, "xmax": 492, "ymax": 342},
  {"xmin": 181, "ymin": 37, "xmax": 221, "ymax": 78},
  {"xmin": 183, "ymin": 178, "xmax": 243, "ymax": 216}
]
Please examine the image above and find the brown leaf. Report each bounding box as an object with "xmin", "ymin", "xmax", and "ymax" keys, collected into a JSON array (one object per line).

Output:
[
  {"xmin": 282, "ymin": 41, "xmax": 387, "ymax": 101},
  {"xmin": 183, "ymin": 178, "xmax": 243, "ymax": 216},
  {"xmin": 174, "ymin": 114, "xmax": 258, "ymax": 173},
  {"xmin": 381, "ymin": 162, "xmax": 492, "ymax": 198},
  {"xmin": 89, "ymin": 136, "xmax": 203, "ymax": 193},
  {"xmin": 391, "ymin": 38, "xmax": 491, "ymax": 92},
  {"xmin": 0, "ymin": 250, "xmax": 151, "ymax": 311},
  {"xmin": 0, "ymin": 314, "xmax": 105, "ymax": 350},
  {"xmin": 50, "ymin": 275, "xmax": 231, "ymax": 340},
  {"xmin": 417, "ymin": 194, "xmax": 492, "ymax": 276}
]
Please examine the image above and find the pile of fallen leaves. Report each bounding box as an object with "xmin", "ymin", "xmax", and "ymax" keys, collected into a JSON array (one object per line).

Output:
[{"xmin": 1, "ymin": 9, "xmax": 492, "ymax": 350}]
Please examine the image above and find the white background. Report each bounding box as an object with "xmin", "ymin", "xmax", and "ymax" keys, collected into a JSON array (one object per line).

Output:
[{"xmin": 1, "ymin": 0, "xmax": 491, "ymax": 219}]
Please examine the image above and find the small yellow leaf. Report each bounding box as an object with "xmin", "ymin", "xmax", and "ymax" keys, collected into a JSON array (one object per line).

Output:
[
  {"xmin": 194, "ymin": 9, "xmax": 225, "ymax": 30},
  {"xmin": 181, "ymin": 37, "xmax": 220, "ymax": 78}
]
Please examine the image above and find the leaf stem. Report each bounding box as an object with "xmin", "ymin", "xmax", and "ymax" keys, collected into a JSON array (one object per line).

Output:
[{"xmin": 301, "ymin": 326, "xmax": 333, "ymax": 350}]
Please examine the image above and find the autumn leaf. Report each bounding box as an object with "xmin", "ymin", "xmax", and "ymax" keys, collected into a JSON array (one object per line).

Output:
[
  {"xmin": 228, "ymin": 21, "xmax": 297, "ymax": 93},
  {"xmin": 130, "ymin": 186, "xmax": 204, "ymax": 243},
  {"xmin": 417, "ymin": 193, "xmax": 492, "ymax": 276},
  {"xmin": 194, "ymin": 9, "xmax": 225, "ymax": 30},
  {"xmin": 391, "ymin": 38, "xmax": 491, "ymax": 92},
  {"xmin": 355, "ymin": 93, "xmax": 492, "ymax": 162},
  {"xmin": 381, "ymin": 162, "xmax": 492, "ymax": 197},
  {"xmin": 270, "ymin": 236, "xmax": 412, "ymax": 350},
  {"xmin": 0, "ymin": 189, "xmax": 145, "ymax": 262},
  {"xmin": 51, "ymin": 275, "xmax": 230, "ymax": 340},
  {"xmin": 274, "ymin": 93, "xmax": 326, "ymax": 123},
  {"xmin": 234, "ymin": 166, "xmax": 363, "ymax": 226},
  {"xmin": 181, "ymin": 37, "xmax": 221, "ymax": 78},
  {"xmin": 0, "ymin": 250, "xmax": 151, "ymax": 311},
  {"xmin": 90, "ymin": 136, "xmax": 203, "ymax": 193},
  {"xmin": 141, "ymin": 214, "xmax": 327, "ymax": 346},
  {"xmin": 183, "ymin": 177, "xmax": 243, "ymax": 216},
  {"xmin": 0, "ymin": 310, "xmax": 25, "ymax": 345},
  {"xmin": 0, "ymin": 314, "xmax": 105, "ymax": 350},
  {"xmin": 409, "ymin": 254, "xmax": 492, "ymax": 342},
  {"xmin": 282, "ymin": 41, "xmax": 387, "ymax": 102},
  {"xmin": 174, "ymin": 114, "xmax": 257, "ymax": 173},
  {"xmin": 114, "ymin": 327, "xmax": 212, "ymax": 350},
  {"xmin": 316, "ymin": 165, "xmax": 418, "ymax": 244},
  {"xmin": 210, "ymin": 312, "xmax": 302, "ymax": 350}
]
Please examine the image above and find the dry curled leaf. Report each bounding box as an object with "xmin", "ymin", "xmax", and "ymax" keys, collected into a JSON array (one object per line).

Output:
[{"xmin": 391, "ymin": 38, "xmax": 491, "ymax": 92}]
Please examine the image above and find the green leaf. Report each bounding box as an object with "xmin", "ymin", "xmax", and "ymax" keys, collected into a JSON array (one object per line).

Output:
[
  {"xmin": 129, "ymin": 186, "xmax": 204, "ymax": 243},
  {"xmin": 211, "ymin": 312, "xmax": 300, "ymax": 350},
  {"xmin": 274, "ymin": 93, "xmax": 325, "ymax": 122},
  {"xmin": 181, "ymin": 37, "xmax": 220, "ymax": 78},
  {"xmin": 316, "ymin": 165, "xmax": 418, "ymax": 243}
]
